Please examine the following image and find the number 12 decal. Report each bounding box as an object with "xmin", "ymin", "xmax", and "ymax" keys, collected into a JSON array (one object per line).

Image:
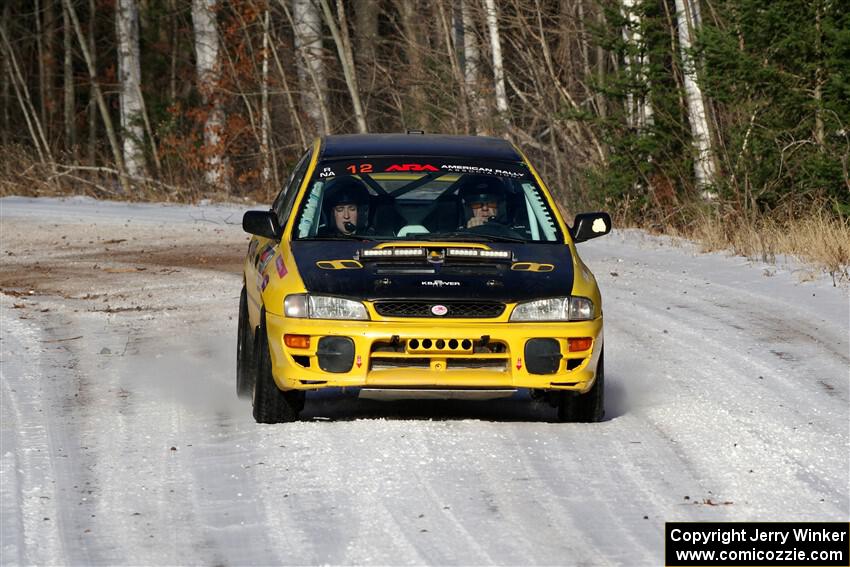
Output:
[{"xmin": 346, "ymin": 164, "xmax": 373, "ymax": 174}]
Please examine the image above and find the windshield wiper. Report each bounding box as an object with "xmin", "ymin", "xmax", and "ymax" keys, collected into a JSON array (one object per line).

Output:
[{"xmin": 422, "ymin": 232, "xmax": 527, "ymax": 243}]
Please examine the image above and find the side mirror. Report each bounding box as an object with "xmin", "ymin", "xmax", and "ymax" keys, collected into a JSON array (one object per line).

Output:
[
  {"xmin": 571, "ymin": 212, "xmax": 612, "ymax": 243},
  {"xmin": 243, "ymin": 210, "xmax": 281, "ymax": 240}
]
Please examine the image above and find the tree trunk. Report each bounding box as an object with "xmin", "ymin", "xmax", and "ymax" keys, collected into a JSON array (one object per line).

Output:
[
  {"xmin": 595, "ymin": 7, "xmax": 607, "ymax": 120},
  {"xmin": 674, "ymin": 0, "xmax": 716, "ymax": 194},
  {"xmin": 318, "ymin": 0, "xmax": 367, "ymax": 133},
  {"xmin": 88, "ymin": 0, "xmax": 97, "ymax": 165},
  {"xmin": 437, "ymin": 0, "xmax": 470, "ymax": 134},
  {"xmin": 394, "ymin": 0, "xmax": 428, "ymax": 130},
  {"xmin": 63, "ymin": 0, "xmax": 130, "ymax": 192},
  {"xmin": 354, "ymin": 0, "xmax": 379, "ymax": 125},
  {"xmin": 462, "ymin": 0, "xmax": 487, "ymax": 134},
  {"xmin": 621, "ymin": 0, "xmax": 653, "ymax": 130},
  {"xmin": 290, "ymin": 0, "xmax": 327, "ymax": 136},
  {"xmin": 484, "ymin": 0, "xmax": 508, "ymax": 126},
  {"xmin": 1, "ymin": 2, "xmax": 9, "ymax": 148},
  {"xmin": 35, "ymin": 0, "xmax": 47, "ymax": 133},
  {"xmin": 1, "ymin": 24, "xmax": 53, "ymax": 166},
  {"xmin": 44, "ymin": 0, "xmax": 57, "ymax": 143},
  {"xmin": 192, "ymin": 0, "xmax": 228, "ymax": 190},
  {"xmin": 116, "ymin": 0, "xmax": 147, "ymax": 177},
  {"xmin": 63, "ymin": 0, "xmax": 76, "ymax": 153},
  {"xmin": 169, "ymin": 0, "xmax": 178, "ymax": 103},
  {"xmin": 814, "ymin": 0, "xmax": 824, "ymax": 150},
  {"xmin": 268, "ymin": 20, "xmax": 308, "ymax": 149},
  {"xmin": 260, "ymin": 8, "xmax": 272, "ymax": 185}
]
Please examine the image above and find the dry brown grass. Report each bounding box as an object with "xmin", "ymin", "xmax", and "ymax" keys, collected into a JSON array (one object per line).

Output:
[
  {"xmin": 0, "ymin": 147, "xmax": 255, "ymax": 204},
  {"xmin": 683, "ymin": 205, "xmax": 850, "ymax": 286}
]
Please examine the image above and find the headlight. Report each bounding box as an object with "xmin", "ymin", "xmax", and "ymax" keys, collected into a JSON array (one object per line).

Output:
[
  {"xmin": 284, "ymin": 294, "xmax": 369, "ymax": 320},
  {"xmin": 510, "ymin": 296, "xmax": 594, "ymax": 321}
]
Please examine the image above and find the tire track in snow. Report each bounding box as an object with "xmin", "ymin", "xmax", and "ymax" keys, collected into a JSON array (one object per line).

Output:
[
  {"xmin": 606, "ymin": 289, "xmax": 848, "ymax": 517},
  {"xmin": 0, "ymin": 314, "xmax": 66, "ymax": 566}
]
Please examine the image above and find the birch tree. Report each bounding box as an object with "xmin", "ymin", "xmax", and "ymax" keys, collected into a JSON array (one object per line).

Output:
[
  {"xmin": 290, "ymin": 0, "xmax": 327, "ymax": 136},
  {"xmin": 674, "ymin": 0, "xmax": 716, "ymax": 194},
  {"xmin": 116, "ymin": 0, "xmax": 146, "ymax": 177},
  {"xmin": 260, "ymin": 8, "xmax": 272, "ymax": 184},
  {"xmin": 484, "ymin": 0, "xmax": 508, "ymax": 124},
  {"xmin": 620, "ymin": 0, "xmax": 653, "ymax": 130},
  {"xmin": 192, "ymin": 0, "xmax": 228, "ymax": 190}
]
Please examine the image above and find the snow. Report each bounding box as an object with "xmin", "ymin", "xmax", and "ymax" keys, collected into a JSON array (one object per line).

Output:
[{"xmin": 1, "ymin": 196, "xmax": 848, "ymax": 565}]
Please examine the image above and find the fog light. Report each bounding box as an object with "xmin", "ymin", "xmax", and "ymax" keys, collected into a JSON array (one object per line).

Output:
[
  {"xmin": 568, "ymin": 337, "xmax": 592, "ymax": 352},
  {"xmin": 285, "ymin": 334, "xmax": 310, "ymax": 349}
]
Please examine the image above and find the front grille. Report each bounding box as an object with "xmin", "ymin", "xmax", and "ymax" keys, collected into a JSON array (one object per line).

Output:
[{"xmin": 374, "ymin": 301, "xmax": 505, "ymax": 318}]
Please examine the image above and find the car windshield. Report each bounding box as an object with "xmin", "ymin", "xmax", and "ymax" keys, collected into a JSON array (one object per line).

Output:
[{"xmin": 292, "ymin": 157, "xmax": 564, "ymax": 243}]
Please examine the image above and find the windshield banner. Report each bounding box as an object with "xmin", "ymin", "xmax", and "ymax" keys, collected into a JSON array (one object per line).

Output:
[{"xmin": 315, "ymin": 158, "xmax": 530, "ymax": 180}]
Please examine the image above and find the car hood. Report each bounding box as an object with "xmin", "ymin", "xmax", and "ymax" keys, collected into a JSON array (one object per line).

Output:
[{"xmin": 290, "ymin": 241, "xmax": 574, "ymax": 303}]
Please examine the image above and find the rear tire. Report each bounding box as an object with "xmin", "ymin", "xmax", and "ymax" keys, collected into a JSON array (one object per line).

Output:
[
  {"xmin": 252, "ymin": 313, "xmax": 303, "ymax": 423},
  {"xmin": 558, "ymin": 349, "xmax": 605, "ymax": 423},
  {"xmin": 236, "ymin": 286, "xmax": 256, "ymax": 399}
]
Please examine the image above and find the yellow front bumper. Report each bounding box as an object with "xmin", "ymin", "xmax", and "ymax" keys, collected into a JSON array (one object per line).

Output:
[{"xmin": 264, "ymin": 313, "xmax": 603, "ymax": 393}]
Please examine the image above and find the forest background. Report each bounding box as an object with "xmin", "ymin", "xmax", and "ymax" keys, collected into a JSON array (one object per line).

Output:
[{"xmin": 0, "ymin": 0, "xmax": 847, "ymax": 279}]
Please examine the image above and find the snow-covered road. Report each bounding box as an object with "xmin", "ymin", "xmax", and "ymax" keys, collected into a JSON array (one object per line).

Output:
[{"xmin": 1, "ymin": 196, "xmax": 848, "ymax": 566}]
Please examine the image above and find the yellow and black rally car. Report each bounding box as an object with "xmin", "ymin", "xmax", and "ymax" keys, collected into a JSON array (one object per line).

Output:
[{"xmin": 239, "ymin": 133, "xmax": 611, "ymax": 423}]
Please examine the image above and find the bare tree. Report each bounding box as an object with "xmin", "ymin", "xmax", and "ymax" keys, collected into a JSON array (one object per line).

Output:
[
  {"xmin": 621, "ymin": 0, "xmax": 653, "ymax": 130},
  {"xmin": 1, "ymin": 23, "xmax": 53, "ymax": 166},
  {"xmin": 268, "ymin": 17, "xmax": 308, "ymax": 149},
  {"xmin": 116, "ymin": 0, "xmax": 147, "ymax": 177},
  {"xmin": 319, "ymin": 0, "xmax": 366, "ymax": 133},
  {"xmin": 260, "ymin": 7, "xmax": 272, "ymax": 184},
  {"xmin": 63, "ymin": 0, "xmax": 76, "ymax": 153},
  {"xmin": 354, "ymin": 0, "xmax": 379, "ymax": 126},
  {"xmin": 461, "ymin": 0, "xmax": 487, "ymax": 134},
  {"xmin": 1, "ymin": 2, "xmax": 10, "ymax": 148},
  {"xmin": 290, "ymin": 0, "xmax": 327, "ymax": 136},
  {"xmin": 63, "ymin": 0, "xmax": 130, "ymax": 192},
  {"xmin": 674, "ymin": 0, "xmax": 716, "ymax": 195},
  {"xmin": 192, "ymin": 0, "xmax": 228, "ymax": 190},
  {"xmin": 393, "ymin": 0, "xmax": 429, "ymax": 130},
  {"xmin": 87, "ymin": 0, "xmax": 97, "ymax": 165},
  {"xmin": 484, "ymin": 0, "xmax": 509, "ymax": 126}
]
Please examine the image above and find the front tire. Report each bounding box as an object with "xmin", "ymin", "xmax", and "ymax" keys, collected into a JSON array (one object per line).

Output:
[
  {"xmin": 252, "ymin": 313, "xmax": 303, "ymax": 423},
  {"xmin": 558, "ymin": 349, "xmax": 605, "ymax": 423},
  {"xmin": 236, "ymin": 286, "xmax": 256, "ymax": 399}
]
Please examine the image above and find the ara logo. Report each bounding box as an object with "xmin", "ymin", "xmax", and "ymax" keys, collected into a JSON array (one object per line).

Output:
[
  {"xmin": 386, "ymin": 163, "xmax": 438, "ymax": 172},
  {"xmin": 421, "ymin": 280, "xmax": 460, "ymax": 287}
]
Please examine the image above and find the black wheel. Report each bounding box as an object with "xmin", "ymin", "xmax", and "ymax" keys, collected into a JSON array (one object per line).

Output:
[
  {"xmin": 252, "ymin": 313, "xmax": 303, "ymax": 423},
  {"xmin": 558, "ymin": 349, "xmax": 605, "ymax": 423},
  {"xmin": 236, "ymin": 286, "xmax": 256, "ymax": 399}
]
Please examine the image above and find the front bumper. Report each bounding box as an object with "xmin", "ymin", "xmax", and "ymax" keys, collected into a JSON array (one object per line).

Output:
[{"xmin": 264, "ymin": 313, "xmax": 603, "ymax": 393}]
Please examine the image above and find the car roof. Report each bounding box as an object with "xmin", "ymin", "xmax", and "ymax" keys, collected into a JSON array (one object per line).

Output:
[{"xmin": 320, "ymin": 133, "xmax": 523, "ymax": 162}]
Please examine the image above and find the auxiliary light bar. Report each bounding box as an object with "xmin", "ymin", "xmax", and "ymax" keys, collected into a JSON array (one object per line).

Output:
[
  {"xmin": 361, "ymin": 248, "xmax": 425, "ymax": 258},
  {"xmin": 446, "ymin": 248, "xmax": 512, "ymax": 260}
]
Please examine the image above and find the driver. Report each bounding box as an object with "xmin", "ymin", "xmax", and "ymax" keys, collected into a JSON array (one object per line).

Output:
[
  {"xmin": 319, "ymin": 176, "xmax": 371, "ymax": 236},
  {"xmin": 459, "ymin": 175, "xmax": 509, "ymax": 229}
]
